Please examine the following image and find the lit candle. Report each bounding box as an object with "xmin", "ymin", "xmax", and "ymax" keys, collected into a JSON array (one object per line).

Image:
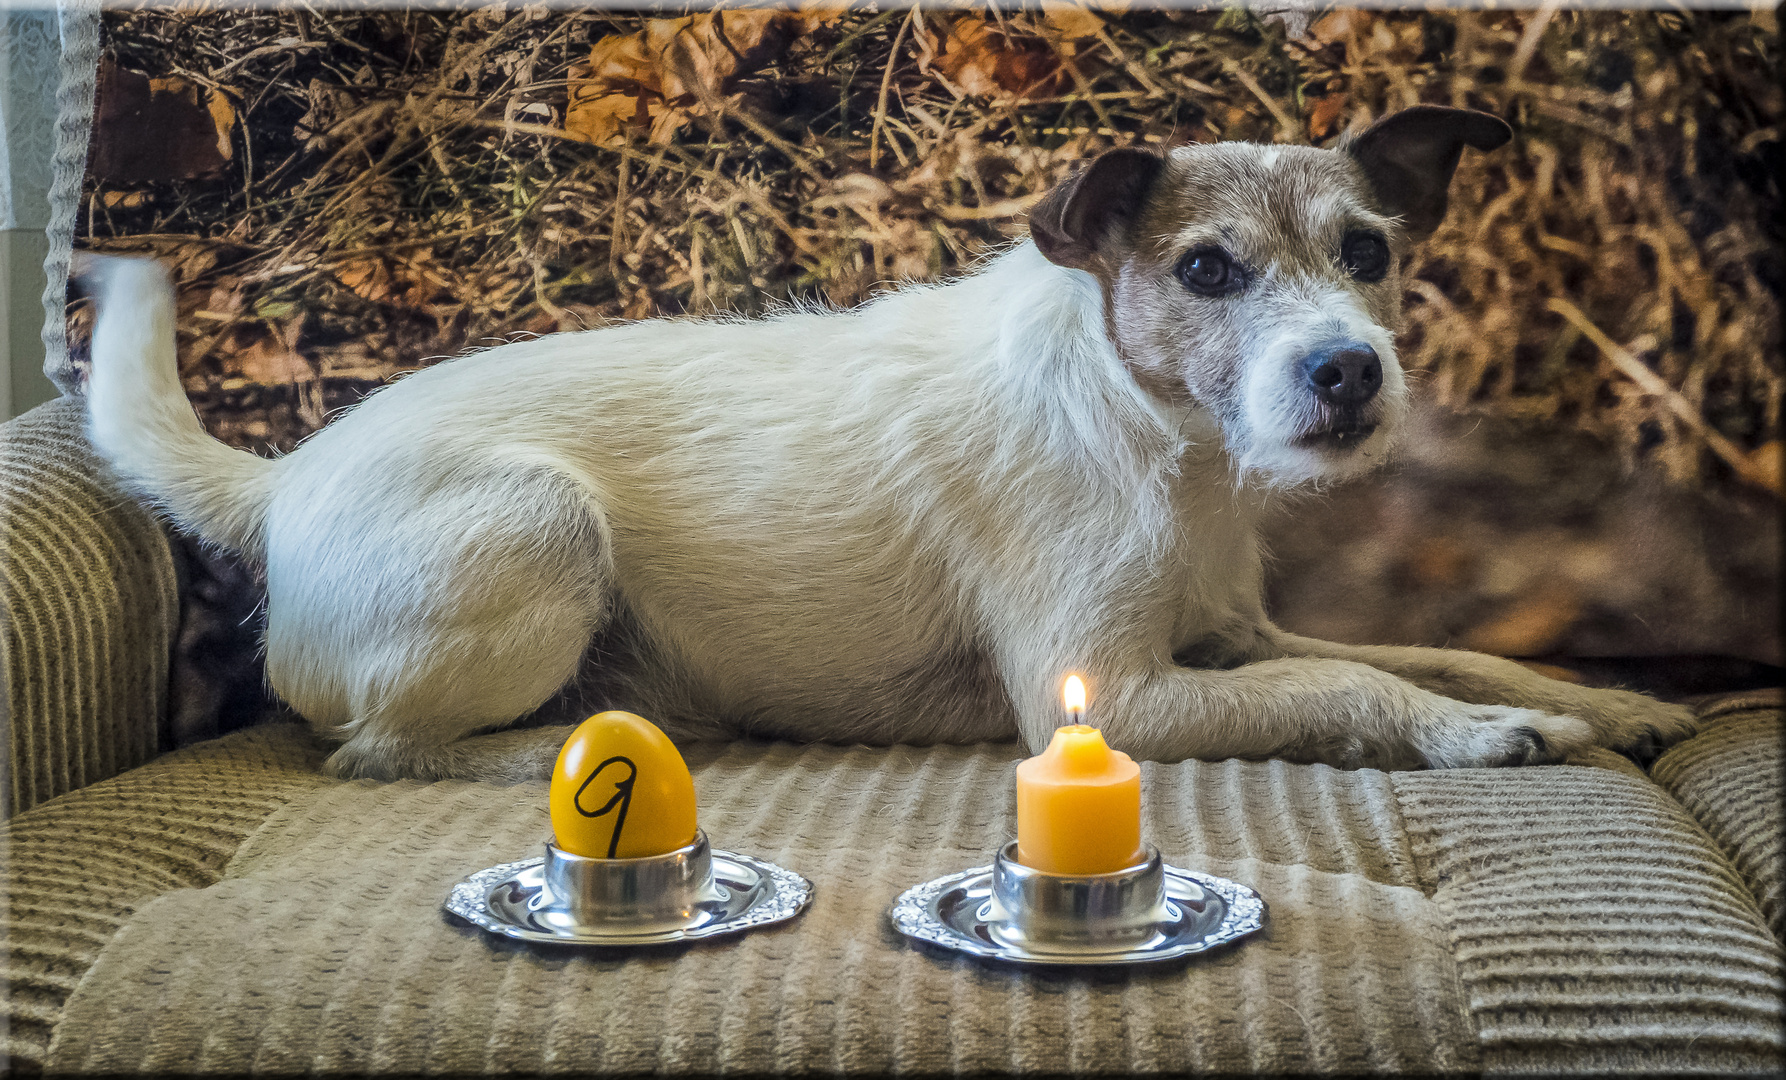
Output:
[
  {"xmin": 1063, "ymin": 674, "xmax": 1087, "ymax": 722},
  {"xmin": 1014, "ymin": 676, "xmax": 1144, "ymax": 875},
  {"xmin": 550, "ymin": 711, "xmax": 698, "ymax": 859}
]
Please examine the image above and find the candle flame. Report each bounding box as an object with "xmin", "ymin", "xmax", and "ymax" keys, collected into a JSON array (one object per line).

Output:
[{"xmin": 1062, "ymin": 674, "xmax": 1087, "ymax": 716}]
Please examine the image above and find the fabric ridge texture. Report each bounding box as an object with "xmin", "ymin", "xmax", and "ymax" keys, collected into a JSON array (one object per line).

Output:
[
  {"xmin": 1652, "ymin": 692, "xmax": 1785, "ymax": 944},
  {"xmin": 0, "ymin": 724, "xmax": 328, "ymax": 1068},
  {"xmin": 4, "ymin": 727, "xmax": 1777, "ymax": 1075},
  {"xmin": 1, "ymin": 398, "xmax": 178, "ymax": 817}
]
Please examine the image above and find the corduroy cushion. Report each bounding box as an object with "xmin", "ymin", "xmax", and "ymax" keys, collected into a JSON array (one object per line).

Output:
[
  {"xmin": 9, "ymin": 724, "xmax": 1781, "ymax": 1075},
  {"xmin": 0, "ymin": 397, "xmax": 179, "ymax": 818},
  {"xmin": 1653, "ymin": 691, "xmax": 1785, "ymax": 945},
  {"xmin": 0, "ymin": 721, "xmax": 328, "ymax": 1071},
  {"xmin": 1393, "ymin": 764, "xmax": 1782, "ymax": 1073}
]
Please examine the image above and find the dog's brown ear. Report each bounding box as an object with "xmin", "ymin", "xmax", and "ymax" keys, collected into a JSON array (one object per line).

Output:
[
  {"xmin": 1029, "ymin": 147, "xmax": 1164, "ymax": 270},
  {"xmin": 1348, "ymin": 106, "xmax": 1512, "ymax": 241}
]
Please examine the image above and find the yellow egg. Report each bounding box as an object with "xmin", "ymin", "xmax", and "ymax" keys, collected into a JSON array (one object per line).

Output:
[{"xmin": 550, "ymin": 711, "xmax": 697, "ymax": 859}]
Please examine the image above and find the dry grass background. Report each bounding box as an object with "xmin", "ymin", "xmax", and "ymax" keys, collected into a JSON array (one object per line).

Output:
[
  {"xmin": 63, "ymin": 2, "xmax": 1783, "ymax": 738},
  {"xmin": 73, "ymin": 1, "xmax": 1781, "ymax": 498}
]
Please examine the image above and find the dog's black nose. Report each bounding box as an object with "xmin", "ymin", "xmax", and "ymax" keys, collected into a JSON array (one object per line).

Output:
[{"xmin": 1302, "ymin": 344, "xmax": 1382, "ymax": 405}]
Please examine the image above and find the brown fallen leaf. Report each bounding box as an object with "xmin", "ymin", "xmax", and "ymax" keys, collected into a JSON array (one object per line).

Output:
[
  {"xmin": 1307, "ymin": 90, "xmax": 1348, "ymax": 141},
  {"xmin": 335, "ymin": 257, "xmax": 395, "ymax": 304},
  {"xmin": 1041, "ymin": 2, "xmax": 1109, "ymax": 43},
  {"xmin": 565, "ymin": 9, "xmax": 801, "ymax": 146},
  {"xmin": 585, "ymin": 25, "xmax": 657, "ymax": 93},
  {"xmin": 90, "ymin": 60, "xmax": 236, "ymax": 180},
  {"xmin": 652, "ymin": 9, "xmax": 795, "ymax": 101},
  {"xmin": 147, "ymin": 75, "xmax": 235, "ymax": 161},
  {"xmin": 565, "ymin": 77, "xmax": 654, "ymax": 146},
  {"xmin": 924, "ymin": 16, "xmax": 1065, "ymax": 103},
  {"xmin": 205, "ymin": 89, "xmax": 238, "ymax": 161},
  {"xmin": 791, "ymin": 2, "xmax": 849, "ymax": 30}
]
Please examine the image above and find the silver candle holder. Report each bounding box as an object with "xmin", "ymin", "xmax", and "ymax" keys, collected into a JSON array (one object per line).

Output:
[
  {"xmin": 446, "ymin": 830, "xmax": 811, "ymax": 946},
  {"xmin": 890, "ymin": 840, "xmax": 1265, "ymax": 966}
]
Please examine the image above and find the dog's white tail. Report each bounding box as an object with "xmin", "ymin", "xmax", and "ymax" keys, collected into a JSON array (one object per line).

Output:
[{"xmin": 84, "ymin": 257, "xmax": 278, "ymax": 558}]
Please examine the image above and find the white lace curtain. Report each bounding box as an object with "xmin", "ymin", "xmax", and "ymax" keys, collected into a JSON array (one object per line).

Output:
[
  {"xmin": 2, "ymin": 0, "xmax": 98, "ymax": 400},
  {"xmin": 1, "ymin": 9, "xmax": 59, "ymax": 234}
]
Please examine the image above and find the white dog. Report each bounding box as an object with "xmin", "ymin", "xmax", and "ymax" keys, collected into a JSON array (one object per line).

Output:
[{"xmin": 84, "ymin": 106, "xmax": 1695, "ymax": 781}]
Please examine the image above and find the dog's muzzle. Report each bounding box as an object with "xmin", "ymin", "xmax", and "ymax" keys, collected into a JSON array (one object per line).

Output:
[{"xmin": 1295, "ymin": 342, "xmax": 1382, "ymax": 450}]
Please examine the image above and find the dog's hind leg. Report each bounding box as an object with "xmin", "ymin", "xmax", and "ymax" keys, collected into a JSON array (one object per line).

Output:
[{"xmin": 267, "ymin": 461, "xmax": 615, "ymax": 783}]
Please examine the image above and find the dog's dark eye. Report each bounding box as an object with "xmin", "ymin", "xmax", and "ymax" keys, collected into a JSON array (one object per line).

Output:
[
  {"xmin": 1340, "ymin": 231, "xmax": 1391, "ymax": 282},
  {"xmin": 1175, "ymin": 246, "xmax": 1244, "ymax": 297}
]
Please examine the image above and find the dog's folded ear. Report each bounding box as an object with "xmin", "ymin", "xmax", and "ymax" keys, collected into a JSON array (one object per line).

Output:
[
  {"xmin": 1029, "ymin": 147, "xmax": 1164, "ymax": 270},
  {"xmin": 1348, "ymin": 106, "xmax": 1513, "ymax": 241}
]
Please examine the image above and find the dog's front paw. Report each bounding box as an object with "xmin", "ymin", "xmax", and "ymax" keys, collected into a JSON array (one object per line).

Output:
[
  {"xmin": 1415, "ymin": 705, "xmax": 1595, "ymax": 769},
  {"xmin": 1557, "ymin": 687, "xmax": 1698, "ymax": 764},
  {"xmin": 1308, "ymin": 731, "xmax": 1426, "ymax": 772}
]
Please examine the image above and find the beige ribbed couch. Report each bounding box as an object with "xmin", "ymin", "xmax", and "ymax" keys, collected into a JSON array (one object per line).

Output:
[{"xmin": 2, "ymin": 396, "xmax": 1783, "ymax": 1075}]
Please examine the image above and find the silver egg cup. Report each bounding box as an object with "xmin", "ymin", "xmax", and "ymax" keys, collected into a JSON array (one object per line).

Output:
[
  {"xmin": 446, "ymin": 830, "xmax": 811, "ymax": 946},
  {"xmin": 890, "ymin": 840, "xmax": 1265, "ymax": 966}
]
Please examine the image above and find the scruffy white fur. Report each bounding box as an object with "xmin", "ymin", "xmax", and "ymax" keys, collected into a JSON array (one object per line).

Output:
[{"xmin": 84, "ymin": 127, "xmax": 1695, "ymax": 781}]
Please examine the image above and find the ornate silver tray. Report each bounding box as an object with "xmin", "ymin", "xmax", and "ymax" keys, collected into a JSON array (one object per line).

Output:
[
  {"xmin": 890, "ymin": 844, "xmax": 1266, "ymax": 967},
  {"xmin": 446, "ymin": 832, "xmax": 811, "ymax": 946}
]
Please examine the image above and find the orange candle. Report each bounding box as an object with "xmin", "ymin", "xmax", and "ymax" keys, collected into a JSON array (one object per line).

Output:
[
  {"xmin": 1014, "ymin": 677, "xmax": 1144, "ymax": 875},
  {"xmin": 550, "ymin": 711, "xmax": 698, "ymax": 859}
]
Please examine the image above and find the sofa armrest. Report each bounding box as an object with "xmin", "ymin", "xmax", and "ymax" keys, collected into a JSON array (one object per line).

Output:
[
  {"xmin": 1652, "ymin": 690, "xmax": 1786, "ymax": 945},
  {"xmin": 1, "ymin": 397, "xmax": 178, "ymax": 817}
]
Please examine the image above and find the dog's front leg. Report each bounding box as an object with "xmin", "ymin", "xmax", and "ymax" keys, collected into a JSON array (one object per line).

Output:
[
  {"xmin": 1264, "ymin": 630, "xmax": 1698, "ymax": 761},
  {"xmin": 1000, "ymin": 638, "xmax": 1597, "ymax": 770}
]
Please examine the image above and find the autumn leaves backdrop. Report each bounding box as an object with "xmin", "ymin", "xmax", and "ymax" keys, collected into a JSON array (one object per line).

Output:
[{"xmin": 75, "ymin": 3, "xmax": 1780, "ymax": 498}]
